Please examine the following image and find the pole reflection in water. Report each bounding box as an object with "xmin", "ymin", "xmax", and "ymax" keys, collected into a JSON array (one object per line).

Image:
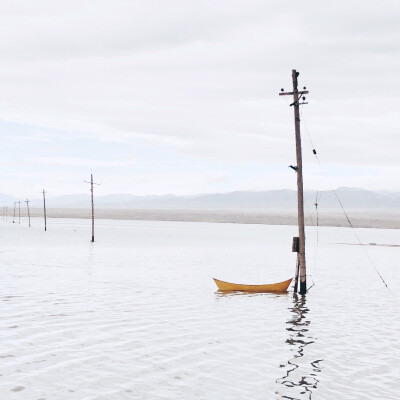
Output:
[{"xmin": 276, "ymin": 294, "xmax": 323, "ymax": 399}]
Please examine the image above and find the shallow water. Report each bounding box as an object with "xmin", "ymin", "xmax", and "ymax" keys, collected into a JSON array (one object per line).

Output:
[{"xmin": 1, "ymin": 218, "xmax": 399, "ymax": 399}]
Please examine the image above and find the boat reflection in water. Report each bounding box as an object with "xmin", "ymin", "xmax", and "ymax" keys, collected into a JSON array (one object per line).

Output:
[{"xmin": 276, "ymin": 294, "xmax": 323, "ymax": 399}]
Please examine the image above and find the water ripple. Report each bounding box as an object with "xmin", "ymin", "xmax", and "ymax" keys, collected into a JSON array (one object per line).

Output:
[
  {"xmin": 276, "ymin": 294, "xmax": 323, "ymax": 399},
  {"xmin": 1, "ymin": 219, "xmax": 399, "ymax": 399}
]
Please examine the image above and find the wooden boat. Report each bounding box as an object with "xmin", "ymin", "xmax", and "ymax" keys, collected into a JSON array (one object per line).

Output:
[
  {"xmin": 213, "ymin": 70, "xmax": 310, "ymax": 294},
  {"xmin": 213, "ymin": 278, "xmax": 293, "ymax": 293}
]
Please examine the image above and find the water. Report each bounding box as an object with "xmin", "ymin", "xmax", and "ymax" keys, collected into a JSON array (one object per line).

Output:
[{"xmin": 1, "ymin": 218, "xmax": 399, "ymax": 399}]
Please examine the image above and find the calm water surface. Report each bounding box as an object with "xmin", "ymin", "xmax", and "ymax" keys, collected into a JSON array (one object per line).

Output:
[{"xmin": 1, "ymin": 218, "xmax": 399, "ymax": 399}]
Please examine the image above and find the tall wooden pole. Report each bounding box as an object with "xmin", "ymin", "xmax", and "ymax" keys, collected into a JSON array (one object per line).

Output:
[
  {"xmin": 18, "ymin": 200, "xmax": 21, "ymax": 224},
  {"xmin": 25, "ymin": 199, "xmax": 31, "ymax": 227},
  {"xmin": 292, "ymin": 70, "xmax": 307, "ymax": 295},
  {"xmin": 85, "ymin": 173, "xmax": 99, "ymax": 242},
  {"xmin": 90, "ymin": 173, "xmax": 94, "ymax": 242},
  {"xmin": 43, "ymin": 189, "xmax": 47, "ymax": 231},
  {"xmin": 279, "ymin": 69, "xmax": 309, "ymax": 295}
]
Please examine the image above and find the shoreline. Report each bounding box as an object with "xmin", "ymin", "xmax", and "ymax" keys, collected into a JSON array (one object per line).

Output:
[{"xmin": 9, "ymin": 207, "xmax": 400, "ymax": 230}]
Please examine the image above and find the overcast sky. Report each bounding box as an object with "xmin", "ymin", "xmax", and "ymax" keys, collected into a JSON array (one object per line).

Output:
[{"xmin": 1, "ymin": 0, "xmax": 399, "ymax": 197}]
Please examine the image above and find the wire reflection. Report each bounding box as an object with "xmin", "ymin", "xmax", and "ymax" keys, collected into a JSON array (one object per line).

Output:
[{"xmin": 276, "ymin": 294, "xmax": 323, "ymax": 399}]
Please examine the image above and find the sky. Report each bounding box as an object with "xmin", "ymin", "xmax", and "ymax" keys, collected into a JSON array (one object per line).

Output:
[{"xmin": 1, "ymin": 0, "xmax": 400, "ymax": 197}]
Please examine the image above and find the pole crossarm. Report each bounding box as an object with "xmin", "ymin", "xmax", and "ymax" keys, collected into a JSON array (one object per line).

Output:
[{"xmin": 279, "ymin": 91, "xmax": 309, "ymax": 96}]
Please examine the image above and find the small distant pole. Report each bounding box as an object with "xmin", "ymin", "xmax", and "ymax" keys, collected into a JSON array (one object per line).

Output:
[
  {"xmin": 25, "ymin": 199, "xmax": 31, "ymax": 227},
  {"xmin": 43, "ymin": 189, "xmax": 47, "ymax": 231},
  {"xmin": 13, "ymin": 202, "xmax": 16, "ymax": 223},
  {"xmin": 17, "ymin": 200, "xmax": 21, "ymax": 224},
  {"xmin": 84, "ymin": 172, "xmax": 100, "ymax": 242}
]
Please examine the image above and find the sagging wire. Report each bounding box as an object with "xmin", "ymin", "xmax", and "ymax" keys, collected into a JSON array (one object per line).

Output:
[
  {"xmin": 299, "ymin": 108, "xmax": 390, "ymax": 290},
  {"xmin": 331, "ymin": 190, "xmax": 389, "ymax": 290},
  {"xmin": 306, "ymin": 192, "xmax": 319, "ymax": 293},
  {"xmin": 299, "ymin": 103, "xmax": 320, "ymax": 293}
]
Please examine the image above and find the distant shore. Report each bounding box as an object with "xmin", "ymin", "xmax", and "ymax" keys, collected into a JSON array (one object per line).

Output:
[{"xmin": 11, "ymin": 208, "xmax": 400, "ymax": 229}]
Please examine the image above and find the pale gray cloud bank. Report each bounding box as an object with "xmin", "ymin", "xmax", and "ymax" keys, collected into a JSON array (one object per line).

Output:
[{"xmin": 0, "ymin": 0, "xmax": 399, "ymax": 196}]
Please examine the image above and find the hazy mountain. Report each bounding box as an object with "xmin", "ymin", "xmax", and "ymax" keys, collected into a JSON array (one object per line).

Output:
[
  {"xmin": 0, "ymin": 194, "xmax": 16, "ymax": 205},
  {"xmin": 2, "ymin": 188, "xmax": 400, "ymax": 210}
]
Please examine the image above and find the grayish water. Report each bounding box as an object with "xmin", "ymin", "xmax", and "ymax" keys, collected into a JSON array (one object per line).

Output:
[{"xmin": 1, "ymin": 218, "xmax": 399, "ymax": 399}]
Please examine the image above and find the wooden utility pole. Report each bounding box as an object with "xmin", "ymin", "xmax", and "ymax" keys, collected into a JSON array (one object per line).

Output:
[
  {"xmin": 279, "ymin": 69, "xmax": 309, "ymax": 295},
  {"xmin": 84, "ymin": 172, "xmax": 100, "ymax": 242},
  {"xmin": 13, "ymin": 202, "xmax": 16, "ymax": 223},
  {"xmin": 43, "ymin": 189, "xmax": 47, "ymax": 231},
  {"xmin": 17, "ymin": 200, "xmax": 21, "ymax": 224},
  {"xmin": 25, "ymin": 199, "xmax": 31, "ymax": 227}
]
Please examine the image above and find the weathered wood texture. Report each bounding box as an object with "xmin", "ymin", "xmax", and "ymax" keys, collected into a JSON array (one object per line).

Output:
[
  {"xmin": 280, "ymin": 70, "xmax": 308, "ymax": 294},
  {"xmin": 291, "ymin": 69, "xmax": 307, "ymax": 294}
]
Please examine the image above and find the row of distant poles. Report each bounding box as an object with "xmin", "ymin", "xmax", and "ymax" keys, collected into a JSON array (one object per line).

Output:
[
  {"xmin": 1, "ymin": 189, "xmax": 47, "ymax": 231},
  {"xmin": 2, "ymin": 173, "xmax": 98, "ymax": 242}
]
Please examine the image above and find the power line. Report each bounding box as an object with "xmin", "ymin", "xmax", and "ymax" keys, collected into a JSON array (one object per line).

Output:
[{"xmin": 299, "ymin": 109, "xmax": 389, "ymax": 290}]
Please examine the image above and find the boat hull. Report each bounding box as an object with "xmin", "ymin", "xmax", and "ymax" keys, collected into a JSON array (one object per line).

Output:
[{"xmin": 213, "ymin": 277, "xmax": 293, "ymax": 293}]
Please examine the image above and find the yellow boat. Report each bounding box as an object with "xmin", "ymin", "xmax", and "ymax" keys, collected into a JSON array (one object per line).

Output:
[{"xmin": 213, "ymin": 277, "xmax": 293, "ymax": 293}]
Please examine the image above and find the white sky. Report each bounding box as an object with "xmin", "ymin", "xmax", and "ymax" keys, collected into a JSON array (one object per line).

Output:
[{"xmin": 1, "ymin": 0, "xmax": 400, "ymax": 197}]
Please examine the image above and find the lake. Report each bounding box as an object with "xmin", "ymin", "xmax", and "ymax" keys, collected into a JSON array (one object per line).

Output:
[{"xmin": 1, "ymin": 218, "xmax": 399, "ymax": 399}]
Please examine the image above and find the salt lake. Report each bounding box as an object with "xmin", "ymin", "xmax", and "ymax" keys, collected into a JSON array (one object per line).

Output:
[{"xmin": 1, "ymin": 218, "xmax": 399, "ymax": 399}]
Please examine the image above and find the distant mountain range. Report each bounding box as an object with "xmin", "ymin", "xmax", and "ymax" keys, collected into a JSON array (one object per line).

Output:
[{"xmin": 1, "ymin": 187, "xmax": 400, "ymax": 210}]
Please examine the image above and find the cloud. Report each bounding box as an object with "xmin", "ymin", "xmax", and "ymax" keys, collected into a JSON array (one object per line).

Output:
[
  {"xmin": 0, "ymin": 0, "xmax": 399, "ymax": 196},
  {"xmin": 30, "ymin": 156, "xmax": 136, "ymax": 168}
]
